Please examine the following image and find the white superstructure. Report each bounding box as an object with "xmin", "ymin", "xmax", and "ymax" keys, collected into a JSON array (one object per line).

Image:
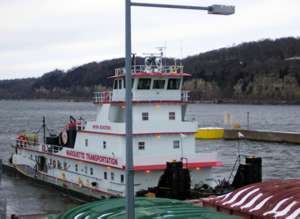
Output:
[{"xmin": 12, "ymin": 54, "xmax": 222, "ymax": 198}]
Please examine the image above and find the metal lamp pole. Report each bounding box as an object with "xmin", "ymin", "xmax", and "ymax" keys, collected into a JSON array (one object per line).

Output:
[{"xmin": 125, "ymin": 1, "xmax": 235, "ymax": 218}]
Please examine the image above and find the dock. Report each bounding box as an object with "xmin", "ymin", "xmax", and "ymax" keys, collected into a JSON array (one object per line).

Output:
[{"xmin": 224, "ymin": 129, "xmax": 300, "ymax": 144}]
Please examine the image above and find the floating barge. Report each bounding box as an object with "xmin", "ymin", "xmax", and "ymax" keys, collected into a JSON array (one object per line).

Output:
[
  {"xmin": 195, "ymin": 127, "xmax": 224, "ymax": 140},
  {"xmin": 201, "ymin": 179, "xmax": 300, "ymax": 219}
]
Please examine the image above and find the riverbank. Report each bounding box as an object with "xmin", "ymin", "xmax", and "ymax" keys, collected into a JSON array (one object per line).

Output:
[{"xmin": 1, "ymin": 98, "xmax": 300, "ymax": 105}]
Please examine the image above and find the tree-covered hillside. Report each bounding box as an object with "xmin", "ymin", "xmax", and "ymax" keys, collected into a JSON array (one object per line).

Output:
[{"xmin": 1, "ymin": 37, "xmax": 300, "ymax": 103}]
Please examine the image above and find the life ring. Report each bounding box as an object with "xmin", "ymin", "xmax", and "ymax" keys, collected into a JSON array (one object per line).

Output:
[{"xmin": 61, "ymin": 130, "xmax": 68, "ymax": 145}]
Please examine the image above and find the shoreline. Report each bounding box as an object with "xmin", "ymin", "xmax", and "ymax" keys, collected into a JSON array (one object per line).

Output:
[{"xmin": 1, "ymin": 98, "xmax": 300, "ymax": 105}]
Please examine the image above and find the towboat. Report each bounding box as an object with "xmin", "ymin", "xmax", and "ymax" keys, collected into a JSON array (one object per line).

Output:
[{"xmin": 11, "ymin": 52, "xmax": 223, "ymax": 199}]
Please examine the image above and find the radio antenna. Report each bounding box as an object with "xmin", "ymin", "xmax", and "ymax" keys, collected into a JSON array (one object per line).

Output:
[
  {"xmin": 155, "ymin": 45, "xmax": 167, "ymax": 70},
  {"xmin": 180, "ymin": 40, "xmax": 183, "ymax": 66}
]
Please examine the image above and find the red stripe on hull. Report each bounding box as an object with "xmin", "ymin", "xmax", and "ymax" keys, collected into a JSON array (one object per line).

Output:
[{"xmin": 133, "ymin": 161, "xmax": 224, "ymax": 171}]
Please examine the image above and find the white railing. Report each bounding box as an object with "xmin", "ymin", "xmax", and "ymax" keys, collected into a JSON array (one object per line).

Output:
[
  {"xmin": 181, "ymin": 90, "xmax": 190, "ymax": 101},
  {"xmin": 16, "ymin": 139, "xmax": 39, "ymax": 147},
  {"xmin": 94, "ymin": 90, "xmax": 189, "ymax": 103},
  {"xmin": 45, "ymin": 144, "xmax": 63, "ymax": 153},
  {"xmin": 94, "ymin": 91, "xmax": 112, "ymax": 103},
  {"xmin": 76, "ymin": 119, "xmax": 86, "ymax": 131},
  {"xmin": 114, "ymin": 65, "xmax": 184, "ymax": 76}
]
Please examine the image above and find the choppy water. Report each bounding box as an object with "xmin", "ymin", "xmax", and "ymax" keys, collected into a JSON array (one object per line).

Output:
[{"xmin": 1, "ymin": 100, "xmax": 300, "ymax": 215}]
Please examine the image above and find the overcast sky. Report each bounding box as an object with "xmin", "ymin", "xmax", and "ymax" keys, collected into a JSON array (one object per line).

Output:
[{"xmin": 0, "ymin": 0, "xmax": 299, "ymax": 80}]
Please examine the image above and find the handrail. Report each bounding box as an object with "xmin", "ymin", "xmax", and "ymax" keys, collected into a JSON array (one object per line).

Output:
[
  {"xmin": 16, "ymin": 139, "xmax": 39, "ymax": 147},
  {"xmin": 114, "ymin": 65, "xmax": 184, "ymax": 75},
  {"xmin": 181, "ymin": 90, "xmax": 190, "ymax": 101},
  {"xmin": 94, "ymin": 91, "xmax": 112, "ymax": 103},
  {"xmin": 94, "ymin": 90, "xmax": 190, "ymax": 104}
]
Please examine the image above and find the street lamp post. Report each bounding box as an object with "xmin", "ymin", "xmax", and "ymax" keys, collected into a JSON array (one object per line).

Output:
[{"xmin": 124, "ymin": 1, "xmax": 235, "ymax": 218}]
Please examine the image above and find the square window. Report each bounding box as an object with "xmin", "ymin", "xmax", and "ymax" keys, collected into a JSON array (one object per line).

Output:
[
  {"xmin": 142, "ymin": 112, "xmax": 149, "ymax": 121},
  {"xmin": 63, "ymin": 162, "xmax": 67, "ymax": 170},
  {"xmin": 169, "ymin": 112, "xmax": 175, "ymax": 120},
  {"xmin": 138, "ymin": 142, "xmax": 145, "ymax": 150},
  {"xmin": 75, "ymin": 164, "xmax": 78, "ymax": 172},
  {"xmin": 90, "ymin": 167, "xmax": 94, "ymax": 175},
  {"xmin": 173, "ymin": 140, "xmax": 180, "ymax": 149},
  {"xmin": 120, "ymin": 174, "xmax": 124, "ymax": 183},
  {"xmin": 103, "ymin": 141, "xmax": 107, "ymax": 149},
  {"xmin": 104, "ymin": 171, "xmax": 107, "ymax": 180},
  {"xmin": 85, "ymin": 139, "xmax": 88, "ymax": 147},
  {"xmin": 111, "ymin": 172, "xmax": 114, "ymax": 181}
]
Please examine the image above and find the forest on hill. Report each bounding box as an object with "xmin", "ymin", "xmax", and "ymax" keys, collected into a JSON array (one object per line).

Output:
[{"xmin": 1, "ymin": 37, "xmax": 300, "ymax": 103}]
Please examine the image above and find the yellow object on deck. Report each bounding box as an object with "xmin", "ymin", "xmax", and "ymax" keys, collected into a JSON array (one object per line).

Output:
[{"xmin": 195, "ymin": 127, "xmax": 224, "ymax": 140}]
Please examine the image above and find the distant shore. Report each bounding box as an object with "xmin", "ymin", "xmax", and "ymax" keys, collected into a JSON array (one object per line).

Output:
[{"xmin": 1, "ymin": 98, "xmax": 300, "ymax": 105}]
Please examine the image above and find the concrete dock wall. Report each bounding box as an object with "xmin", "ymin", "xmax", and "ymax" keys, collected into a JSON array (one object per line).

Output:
[{"xmin": 224, "ymin": 129, "xmax": 300, "ymax": 144}]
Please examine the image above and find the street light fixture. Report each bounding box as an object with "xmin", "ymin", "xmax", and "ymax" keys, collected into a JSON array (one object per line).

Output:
[{"xmin": 124, "ymin": 1, "xmax": 235, "ymax": 218}]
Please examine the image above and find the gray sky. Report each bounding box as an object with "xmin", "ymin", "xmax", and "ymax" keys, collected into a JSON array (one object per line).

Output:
[{"xmin": 0, "ymin": 0, "xmax": 299, "ymax": 80}]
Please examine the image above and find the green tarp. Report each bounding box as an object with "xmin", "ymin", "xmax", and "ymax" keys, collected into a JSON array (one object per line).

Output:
[{"xmin": 53, "ymin": 197, "xmax": 239, "ymax": 219}]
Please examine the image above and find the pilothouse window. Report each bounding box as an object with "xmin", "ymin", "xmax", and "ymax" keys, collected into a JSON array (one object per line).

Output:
[
  {"xmin": 153, "ymin": 80, "xmax": 165, "ymax": 89},
  {"xmin": 167, "ymin": 79, "xmax": 181, "ymax": 90},
  {"xmin": 124, "ymin": 79, "xmax": 135, "ymax": 88},
  {"xmin": 118, "ymin": 79, "xmax": 122, "ymax": 89},
  {"xmin": 137, "ymin": 78, "xmax": 151, "ymax": 90},
  {"xmin": 113, "ymin": 80, "xmax": 118, "ymax": 89}
]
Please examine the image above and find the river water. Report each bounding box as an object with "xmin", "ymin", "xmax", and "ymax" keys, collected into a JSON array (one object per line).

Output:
[{"xmin": 0, "ymin": 100, "xmax": 300, "ymax": 215}]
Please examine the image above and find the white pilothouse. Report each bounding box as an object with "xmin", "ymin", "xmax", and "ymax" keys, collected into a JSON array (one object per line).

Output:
[{"xmin": 12, "ymin": 53, "xmax": 222, "ymax": 198}]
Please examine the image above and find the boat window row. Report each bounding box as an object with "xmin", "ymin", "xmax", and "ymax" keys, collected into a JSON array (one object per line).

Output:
[
  {"xmin": 85, "ymin": 139, "xmax": 107, "ymax": 149},
  {"xmin": 113, "ymin": 78, "xmax": 181, "ymax": 90},
  {"xmin": 48, "ymin": 158, "xmax": 125, "ymax": 183},
  {"xmin": 141, "ymin": 112, "xmax": 176, "ymax": 121},
  {"xmin": 137, "ymin": 139, "xmax": 181, "ymax": 150}
]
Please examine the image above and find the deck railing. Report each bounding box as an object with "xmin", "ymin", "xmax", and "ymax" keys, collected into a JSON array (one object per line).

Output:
[
  {"xmin": 16, "ymin": 139, "xmax": 39, "ymax": 147},
  {"xmin": 115, "ymin": 65, "xmax": 184, "ymax": 75},
  {"xmin": 16, "ymin": 139, "xmax": 63, "ymax": 153},
  {"xmin": 94, "ymin": 90, "xmax": 190, "ymax": 104},
  {"xmin": 94, "ymin": 91, "xmax": 112, "ymax": 104},
  {"xmin": 181, "ymin": 90, "xmax": 190, "ymax": 102}
]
